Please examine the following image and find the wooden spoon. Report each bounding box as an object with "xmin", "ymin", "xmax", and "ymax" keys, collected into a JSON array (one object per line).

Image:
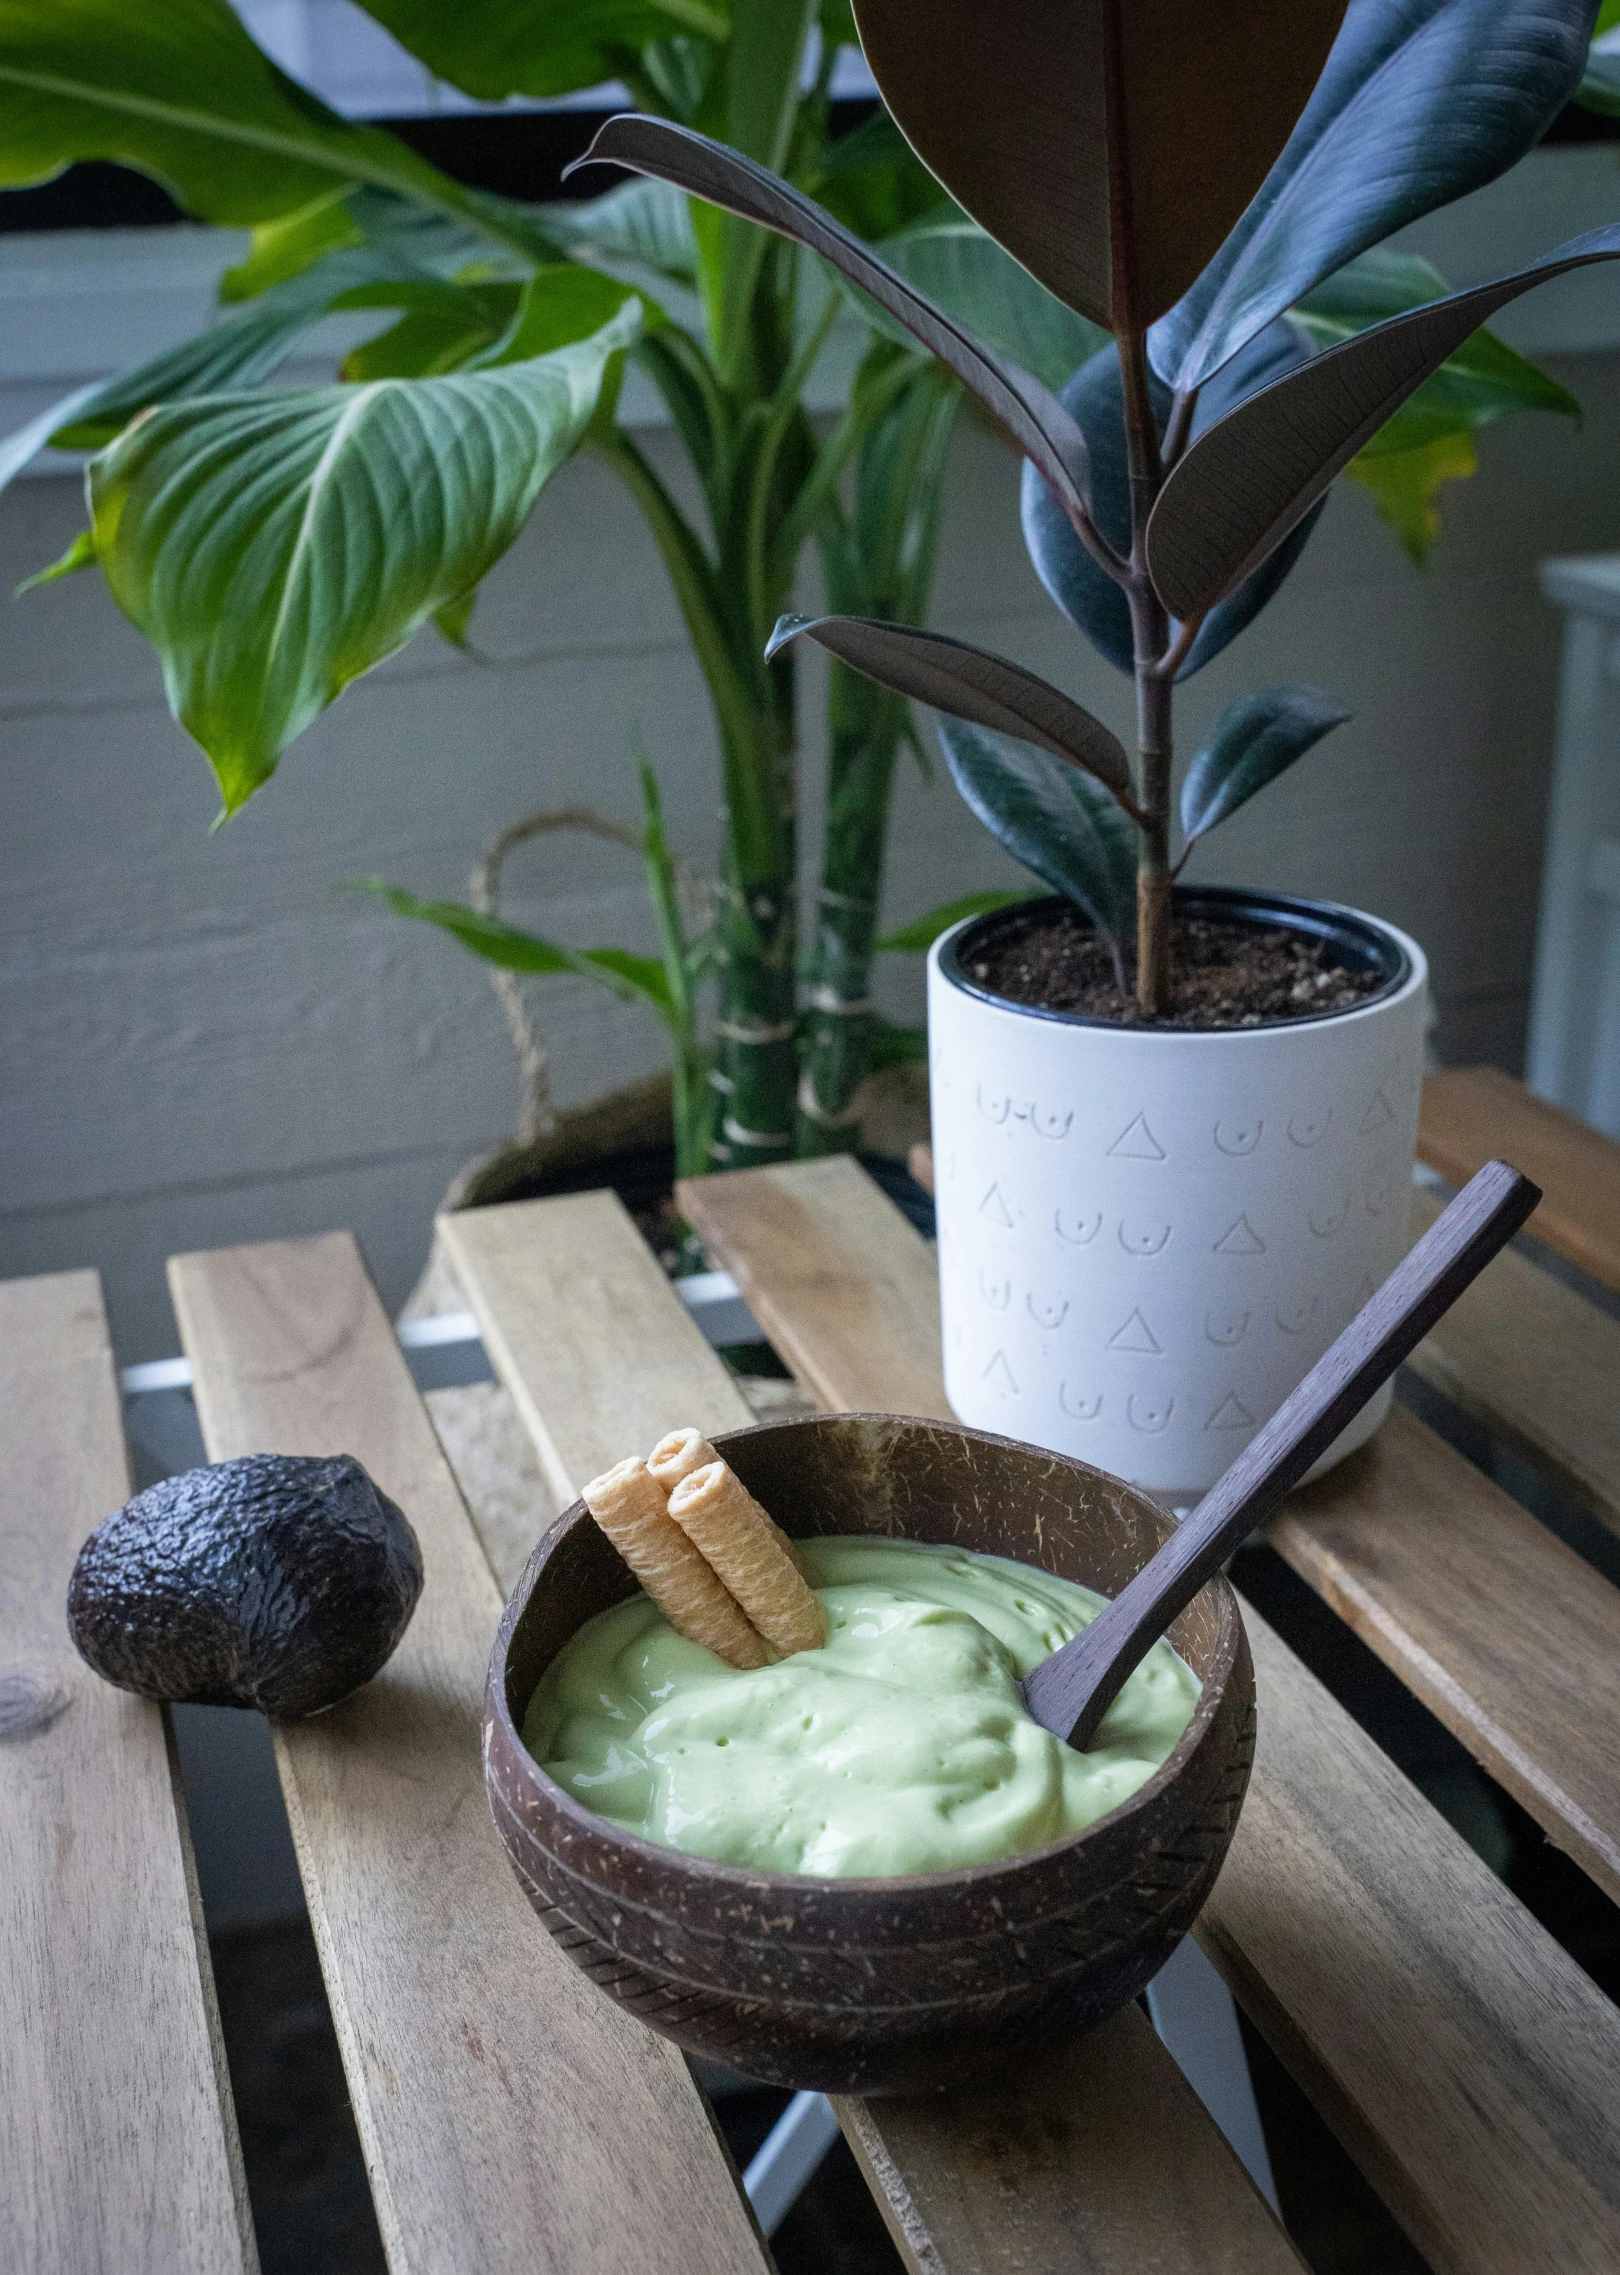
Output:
[{"xmin": 1023, "ymin": 1158, "xmax": 1541, "ymax": 1751}]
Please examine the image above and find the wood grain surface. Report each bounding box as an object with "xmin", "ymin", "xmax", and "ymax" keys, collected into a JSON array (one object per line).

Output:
[
  {"xmin": 833, "ymin": 2003, "xmax": 1305, "ymax": 2275},
  {"xmin": 0, "ymin": 1269, "xmax": 257, "ymax": 2275},
  {"xmin": 677, "ymin": 1158, "xmax": 953, "ymax": 1423},
  {"xmin": 1208, "ymin": 1600, "xmax": 1620, "ymax": 2274},
  {"xmin": 1272, "ymin": 1403, "xmax": 1620, "ymax": 1902},
  {"xmin": 168, "ymin": 1232, "xmax": 769, "ymax": 2275},
  {"xmin": 446, "ymin": 1192, "xmax": 1299, "ymax": 2274},
  {"xmin": 1419, "ymin": 1066, "xmax": 1620, "ymax": 1290},
  {"xmin": 691, "ymin": 1157, "xmax": 1620, "ymax": 2275},
  {"xmin": 1403, "ymin": 1186, "xmax": 1620, "ymax": 1535}
]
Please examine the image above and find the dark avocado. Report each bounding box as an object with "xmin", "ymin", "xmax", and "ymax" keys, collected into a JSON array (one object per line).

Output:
[{"xmin": 67, "ymin": 1454, "xmax": 424, "ymax": 1719}]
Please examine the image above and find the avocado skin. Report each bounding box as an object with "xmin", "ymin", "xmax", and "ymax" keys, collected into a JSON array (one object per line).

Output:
[{"xmin": 67, "ymin": 1454, "xmax": 424, "ymax": 1719}]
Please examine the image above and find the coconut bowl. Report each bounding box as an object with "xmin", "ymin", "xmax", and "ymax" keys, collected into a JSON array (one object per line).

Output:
[{"xmin": 483, "ymin": 1413, "xmax": 1255, "ymax": 2095}]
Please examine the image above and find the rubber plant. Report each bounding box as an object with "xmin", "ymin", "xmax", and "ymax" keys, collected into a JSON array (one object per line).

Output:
[{"xmin": 575, "ymin": 0, "xmax": 1607, "ymax": 1016}]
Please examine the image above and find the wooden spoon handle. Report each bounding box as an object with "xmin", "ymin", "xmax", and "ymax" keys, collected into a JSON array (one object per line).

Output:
[{"xmin": 1023, "ymin": 1159, "xmax": 1541, "ymax": 1751}]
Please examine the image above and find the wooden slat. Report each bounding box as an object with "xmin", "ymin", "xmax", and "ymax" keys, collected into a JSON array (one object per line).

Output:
[
  {"xmin": 686, "ymin": 1158, "xmax": 1620, "ymax": 2275},
  {"xmin": 0, "ymin": 1270, "xmax": 256, "ymax": 2275},
  {"xmin": 1420, "ymin": 1066, "xmax": 1620, "ymax": 1291},
  {"xmin": 1403, "ymin": 1186, "xmax": 1620, "ymax": 1535},
  {"xmin": 168, "ymin": 1232, "xmax": 768, "ymax": 2275},
  {"xmin": 1271, "ymin": 1402, "xmax": 1620, "ymax": 1903},
  {"xmin": 444, "ymin": 1192, "xmax": 1302, "ymax": 2275},
  {"xmin": 676, "ymin": 1157, "xmax": 952, "ymax": 1423}
]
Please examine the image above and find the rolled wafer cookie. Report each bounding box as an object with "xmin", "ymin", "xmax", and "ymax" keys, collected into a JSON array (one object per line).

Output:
[
  {"xmin": 646, "ymin": 1427, "xmax": 719, "ymax": 1491},
  {"xmin": 667, "ymin": 1460, "xmax": 829, "ymax": 1657},
  {"xmin": 649, "ymin": 1426, "xmax": 811, "ymax": 1578},
  {"xmin": 581, "ymin": 1458, "xmax": 770, "ymax": 1670}
]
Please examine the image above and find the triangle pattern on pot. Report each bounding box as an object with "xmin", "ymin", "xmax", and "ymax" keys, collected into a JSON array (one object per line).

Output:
[
  {"xmin": 1107, "ymin": 1307, "xmax": 1162, "ymax": 1354},
  {"xmin": 1107, "ymin": 1111, "xmax": 1167, "ymax": 1160},
  {"xmin": 979, "ymin": 1181, "xmax": 1014, "ymax": 1226},
  {"xmin": 982, "ymin": 1349, "xmax": 1018, "ymax": 1393},
  {"xmin": 1206, "ymin": 1392, "xmax": 1257, "ymax": 1431},
  {"xmin": 1213, "ymin": 1213, "xmax": 1266, "ymax": 1255},
  {"xmin": 1359, "ymin": 1087, "xmax": 1395, "ymax": 1133}
]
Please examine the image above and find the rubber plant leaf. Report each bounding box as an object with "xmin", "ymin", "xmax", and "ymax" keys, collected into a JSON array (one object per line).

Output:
[
  {"xmin": 1180, "ymin": 687, "xmax": 1351, "ymax": 843},
  {"xmin": 0, "ymin": 0, "xmax": 483, "ymax": 227},
  {"xmin": 877, "ymin": 890, "xmax": 1034, "ymax": 952},
  {"xmin": 343, "ymin": 0, "xmax": 728, "ymax": 104},
  {"xmin": 89, "ymin": 296, "xmax": 642, "ymax": 816},
  {"xmin": 1148, "ymin": 224, "xmax": 1620, "ymax": 620},
  {"xmin": 1022, "ymin": 321, "xmax": 1322, "ymax": 679},
  {"xmin": 936, "ymin": 719, "xmax": 1137, "ymax": 945},
  {"xmin": 351, "ymin": 883, "xmax": 678, "ymax": 1023},
  {"xmin": 849, "ymin": 0, "xmax": 1347, "ymax": 331},
  {"xmin": 766, "ymin": 615, "xmax": 1133, "ymax": 802},
  {"xmin": 1149, "ymin": 0, "xmax": 1599, "ymax": 393},
  {"xmin": 572, "ymin": 116, "xmax": 1094, "ymax": 522}
]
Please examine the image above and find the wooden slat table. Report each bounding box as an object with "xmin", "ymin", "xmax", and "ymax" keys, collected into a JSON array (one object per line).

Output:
[
  {"xmin": 1419, "ymin": 1065, "xmax": 1620, "ymax": 1290},
  {"xmin": 9, "ymin": 1065, "xmax": 1620, "ymax": 2272}
]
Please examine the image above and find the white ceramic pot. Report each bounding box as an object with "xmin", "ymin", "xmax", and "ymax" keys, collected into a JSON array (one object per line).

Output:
[{"xmin": 927, "ymin": 888, "xmax": 1428, "ymax": 1502}]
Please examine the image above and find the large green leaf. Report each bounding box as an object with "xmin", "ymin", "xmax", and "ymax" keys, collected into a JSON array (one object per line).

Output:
[
  {"xmin": 849, "ymin": 0, "xmax": 1346, "ymax": 330},
  {"xmin": 876, "ymin": 221, "xmax": 1110, "ymax": 393},
  {"xmin": 0, "ymin": 0, "xmax": 472, "ymax": 225},
  {"xmin": 1180, "ymin": 687, "xmax": 1350, "ymax": 844},
  {"xmin": 345, "ymin": 0, "xmax": 728, "ymax": 104},
  {"xmin": 877, "ymin": 888, "xmax": 1033, "ymax": 951},
  {"xmin": 90, "ymin": 296, "xmax": 642, "ymax": 815},
  {"xmin": 1343, "ymin": 428, "xmax": 1477, "ymax": 562},
  {"xmin": 1149, "ymin": 0, "xmax": 1598, "ymax": 392},
  {"xmin": 548, "ymin": 179, "xmax": 698, "ymax": 288},
  {"xmin": 767, "ymin": 613, "xmax": 1133, "ymax": 800},
  {"xmin": 936, "ymin": 719, "xmax": 1138, "ymax": 945},
  {"xmin": 352, "ymin": 882, "xmax": 677, "ymax": 1023},
  {"xmin": 1148, "ymin": 225, "xmax": 1620, "ymax": 622}
]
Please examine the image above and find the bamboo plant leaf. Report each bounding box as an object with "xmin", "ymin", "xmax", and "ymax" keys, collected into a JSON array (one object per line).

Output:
[
  {"xmin": 1180, "ymin": 687, "xmax": 1351, "ymax": 843},
  {"xmin": 351, "ymin": 881, "xmax": 678, "ymax": 1022},
  {"xmin": 0, "ymin": 0, "xmax": 479, "ymax": 225},
  {"xmin": 937, "ymin": 720, "xmax": 1138, "ymax": 944},
  {"xmin": 1149, "ymin": 0, "xmax": 1599, "ymax": 393},
  {"xmin": 548, "ymin": 179, "xmax": 699, "ymax": 287},
  {"xmin": 344, "ymin": 0, "xmax": 728, "ymax": 103},
  {"xmin": 570, "ymin": 114, "xmax": 1096, "ymax": 522},
  {"xmin": 849, "ymin": 0, "xmax": 1347, "ymax": 330},
  {"xmin": 766, "ymin": 614, "xmax": 1134, "ymax": 800},
  {"xmin": 877, "ymin": 889, "xmax": 1034, "ymax": 951},
  {"xmin": 877, "ymin": 220, "xmax": 1110, "ymax": 393},
  {"xmin": 1022, "ymin": 321, "xmax": 1323, "ymax": 678},
  {"xmin": 89, "ymin": 295, "xmax": 642, "ymax": 815},
  {"xmin": 1148, "ymin": 225, "xmax": 1620, "ymax": 621}
]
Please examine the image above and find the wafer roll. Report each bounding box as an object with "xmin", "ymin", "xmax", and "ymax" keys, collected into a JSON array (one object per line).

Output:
[
  {"xmin": 581, "ymin": 1458, "xmax": 770, "ymax": 1669},
  {"xmin": 667, "ymin": 1460, "xmax": 828, "ymax": 1656},
  {"xmin": 646, "ymin": 1427, "xmax": 719, "ymax": 1491},
  {"xmin": 649, "ymin": 1426, "xmax": 811, "ymax": 1577}
]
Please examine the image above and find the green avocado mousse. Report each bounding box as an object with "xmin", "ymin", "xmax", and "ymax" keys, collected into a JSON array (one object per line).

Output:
[{"xmin": 522, "ymin": 1535, "xmax": 1199, "ymax": 1878}]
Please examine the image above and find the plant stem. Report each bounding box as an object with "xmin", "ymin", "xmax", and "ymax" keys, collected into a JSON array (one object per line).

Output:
[
  {"xmin": 1119, "ymin": 328, "xmax": 1173, "ymax": 1016},
  {"xmin": 797, "ymin": 683, "xmax": 902, "ymax": 1155},
  {"xmin": 710, "ymin": 703, "xmax": 798, "ymax": 1168}
]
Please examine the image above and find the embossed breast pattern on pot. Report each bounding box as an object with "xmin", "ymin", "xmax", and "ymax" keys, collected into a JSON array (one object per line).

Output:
[
  {"xmin": 927, "ymin": 917, "xmax": 1428, "ymax": 1499},
  {"xmin": 482, "ymin": 1414, "xmax": 1258, "ymax": 2095}
]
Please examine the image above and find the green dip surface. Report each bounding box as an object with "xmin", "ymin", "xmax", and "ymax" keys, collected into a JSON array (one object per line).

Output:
[{"xmin": 522, "ymin": 1536, "xmax": 1200, "ymax": 1877}]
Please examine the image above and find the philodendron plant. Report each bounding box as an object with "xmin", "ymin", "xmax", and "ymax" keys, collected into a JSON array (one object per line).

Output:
[{"xmin": 578, "ymin": 0, "xmax": 1610, "ymax": 1017}]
